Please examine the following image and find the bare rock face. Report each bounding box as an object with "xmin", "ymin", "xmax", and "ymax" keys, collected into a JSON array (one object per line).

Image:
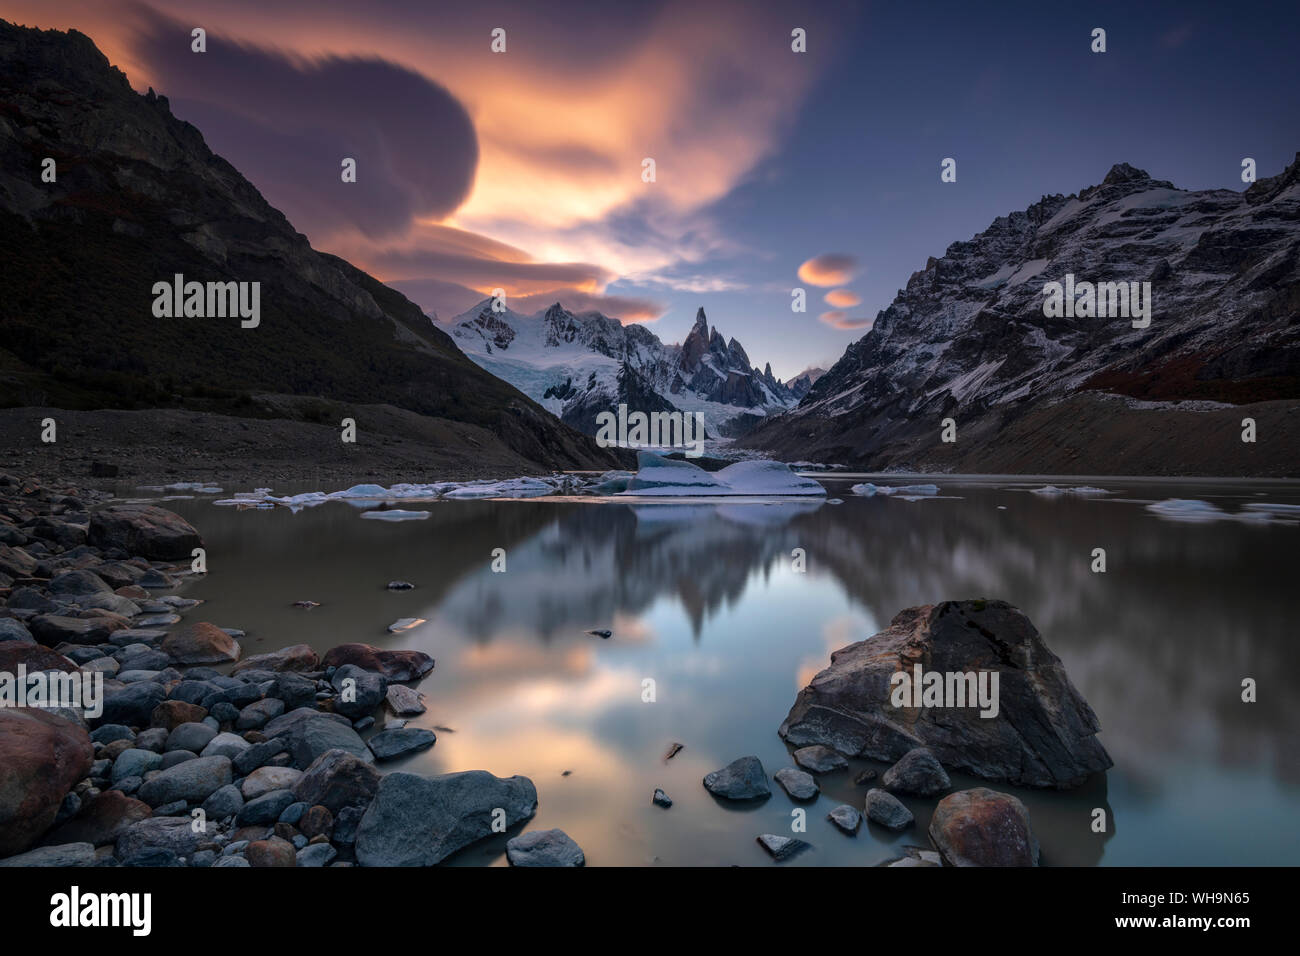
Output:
[
  {"xmin": 928, "ymin": 788, "xmax": 1039, "ymax": 867},
  {"xmin": 779, "ymin": 600, "xmax": 1112, "ymax": 788}
]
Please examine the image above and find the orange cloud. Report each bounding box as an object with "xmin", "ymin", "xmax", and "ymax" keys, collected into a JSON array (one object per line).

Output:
[
  {"xmin": 799, "ymin": 253, "xmax": 858, "ymax": 286},
  {"xmin": 819, "ymin": 311, "xmax": 875, "ymax": 331},
  {"xmin": 824, "ymin": 288, "xmax": 860, "ymax": 307}
]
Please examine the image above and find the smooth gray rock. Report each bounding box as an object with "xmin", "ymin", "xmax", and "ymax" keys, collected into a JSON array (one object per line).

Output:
[
  {"xmin": 0, "ymin": 842, "xmax": 97, "ymax": 866},
  {"xmin": 865, "ymin": 788, "xmax": 915, "ymax": 830},
  {"xmin": 137, "ymin": 756, "xmax": 232, "ymax": 808},
  {"xmin": 384, "ymin": 684, "xmax": 426, "ymax": 716},
  {"xmin": 201, "ymin": 784, "xmax": 244, "ymax": 820},
  {"xmin": 881, "ymin": 748, "xmax": 951, "ymax": 797},
  {"xmin": 296, "ymin": 843, "xmax": 337, "ymax": 867},
  {"xmin": 792, "ymin": 745, "xmax": 848, "ymax": 774},
  {"xmin": 200, "ymin": 732, "xmax": 251, "ymax": 760},
  {"xmin": 111, "ymin": 748, "xmax": 162, "ymax": 784},
  {"xmin": 237, "ymin": 790, "xmax": 297, "ymax": 826},
  {"xmin": 235, "ymin": 698, "xmax": 285, "ymax": 730},
  {"xmin": 355, "ymin": 770, "xmax": 537, "ymax": 866},
  {"xmin": 505, "ymin": 828, "xmax": 585, "ymax": 867},
  {"xmin": 703, "ymin": 756, "xmax": 771, "ymax": 800},
  {"xmin": 241, "ymin": 766, "xmax": 303, "ymax": 800},
  {"xmin": 827, "ymin": 804, "xmax": 862, "ymax": 834},
  {"xmin": 652, "ymin": 788, "xmax": 672, "ymax": 808},
  {"xmin": 774, "ymin": 767, "xmax": 819, "ymax": 801},
  {"xmin": 165, "ymin": 722, "xmax": 218, "ymax": 754},
  {"xmin": 756, "ymin": 834, "xmax": 810, "ymax": 861},
  {"xmin": 367, "ymin": 727, "xmax": 436, "ymax": 761}
]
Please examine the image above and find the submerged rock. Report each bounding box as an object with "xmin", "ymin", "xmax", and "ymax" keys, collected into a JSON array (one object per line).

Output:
[
  {"xmin": 928, "ymin": 788, "xmax": 1039, "ymax": 867},
  {"xmin": 652, "ymin": 788, "xmax": 673, "ymax": 808},
  {"xmin": 703, "ymin": 756, "xmax": 771, "ymax": 801},
  {"xmin": 779, "ymin": 601, "xmax": 1113, "ymax": 788}
]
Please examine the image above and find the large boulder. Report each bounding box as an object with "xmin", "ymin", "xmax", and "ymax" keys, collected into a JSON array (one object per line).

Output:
[
  {"xmin": 355, "ymin": 770, "xmax": 537, "ymax": 866},
  {"xmin": 162, "ymin": 622, "xmax": 241, "ymax": 666},
  {"xmin": 321, "ymin": 643, "xmax": 434, "ymax": 682},
  {"xmin": 779, "ymin": 601, "xmax": 1113, "ymax": 788},
  {"xmin": 928, "ymin": 788, "xmax": 1039, "ymax": 867},
  {"xmin": 88, "ymin": 504, "xmax": 201, "ymax": 560},
  {"xmin": 0, "ymin": 709, "xmax": 94, "ymax": 856}
]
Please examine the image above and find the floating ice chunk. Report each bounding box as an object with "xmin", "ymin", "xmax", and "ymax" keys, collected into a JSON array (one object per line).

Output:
[
  {"xmin": 1146, "ymin": 499, "xmax": 1226, "ymax": 521},
  {"xmin": 617, "ymin": 453, "xmax": 825, "ymax": 497},
  {"xmin": 387, "ymin": 618, "xmax": 426, "ymax": 633},
  {"xmin": 1242, "ymin": 502, "xmax": 1300, "ymax": 515},
  {"xmin": 331, "ymin": 483, "xmax": 391, "ymax": 499},
  {"xmin": 1031, "ymin": 485, "xmax": 1110, "ymax": 497},
  {"xmin": 360, "ymin": 509, "xmax": 430, "ymax": 521},
  {"xmin": 443, "ymin": 477, "xmax": 556, "ymax": 499},
  {"xmin": 713, "ymin": 460, "xmax": 826, "ymax": 496},
  {"xmin": 850, "ymin": 482, "xmax": 938, "ymax": 497}
]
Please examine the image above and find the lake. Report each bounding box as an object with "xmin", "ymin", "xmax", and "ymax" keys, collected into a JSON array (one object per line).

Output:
[{"xmin": 143, "ymin": 474, "xmax": 1300, "ymax": 866}]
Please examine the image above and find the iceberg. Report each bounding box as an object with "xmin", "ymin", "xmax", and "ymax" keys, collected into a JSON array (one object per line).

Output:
[{"xmin": 616, "ymin": 453, "xmax": 825, "ymax": 497}]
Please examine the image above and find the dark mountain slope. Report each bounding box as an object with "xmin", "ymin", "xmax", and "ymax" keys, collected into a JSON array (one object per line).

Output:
[{"xmin": 0, "ymin": 20, "xmax": 618, "ymax": 473}]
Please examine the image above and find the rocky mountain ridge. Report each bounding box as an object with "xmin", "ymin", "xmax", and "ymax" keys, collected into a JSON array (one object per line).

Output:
[{"xmin": 742, "ymin": 157, "xmax": 1300, "ymax": 475}]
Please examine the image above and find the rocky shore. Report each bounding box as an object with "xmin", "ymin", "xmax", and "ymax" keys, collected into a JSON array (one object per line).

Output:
[
  {"xmin": 0, "ymin": 472, "xmax": 568, "ymax": 867},
  {"xmin": 1, "ymin": 472, "xmax": 1110, "ymax": 867}
]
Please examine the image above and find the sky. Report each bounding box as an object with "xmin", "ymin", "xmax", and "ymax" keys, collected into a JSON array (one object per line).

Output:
[{"xmin": 7, "ymin": 0, "xmax": 1299, "ymax": 378}]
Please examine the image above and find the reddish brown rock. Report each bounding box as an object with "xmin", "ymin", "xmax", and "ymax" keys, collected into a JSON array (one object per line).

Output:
[
  {"xmin": 0, "ymin": 643, "xmax": 79, "ymax": 675},
  {"xmin": 0, "ymin": 709, "xmax": 94, "ymax": 856},
  {"xmin": 40, "ymin": 790, "xmax": 152, "ymax": 848},
  {"xmin": 928, "ymin": 788, "xmax": 1040, "ymax": 867},
  {"xmin": 321, "ymin": 643, "xmax": 434, "ymax": 682},
  {"xmin": 150, "ymin": 699, "xmax": 208, "ymax": 730},
  {"xmin": 230, "ymin": 643, "xmax": 319, "ymax": 675},
  {"xmin": 246, "ymin": 837, "xmax": 297, "ymax": 867},
  {"xmin": 298, "ymin": 804, "xmax": 333, "ymax": 840},
  {"xmin": 162, "ymin": 622, "xmax": 241, "ymax": 665}
]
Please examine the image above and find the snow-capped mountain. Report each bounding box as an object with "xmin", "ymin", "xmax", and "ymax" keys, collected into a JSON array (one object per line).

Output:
[
  {"xmin": 450, "ymin": 302, "xmax": 801, "ymax": 437},
  {"xmin": 742, "ymin": 157, "xmax": 1300, "ymax": 476}
]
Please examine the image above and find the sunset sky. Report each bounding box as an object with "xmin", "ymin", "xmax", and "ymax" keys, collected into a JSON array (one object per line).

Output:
[{"xmin": 8, "ymin": 0, "xmax": 1299, "ymax": 377}]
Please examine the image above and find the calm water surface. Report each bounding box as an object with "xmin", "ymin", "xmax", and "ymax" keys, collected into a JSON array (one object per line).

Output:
[{"xmin": 147, "ymin": 475, "xmax": 1300, "ymax": 866}]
